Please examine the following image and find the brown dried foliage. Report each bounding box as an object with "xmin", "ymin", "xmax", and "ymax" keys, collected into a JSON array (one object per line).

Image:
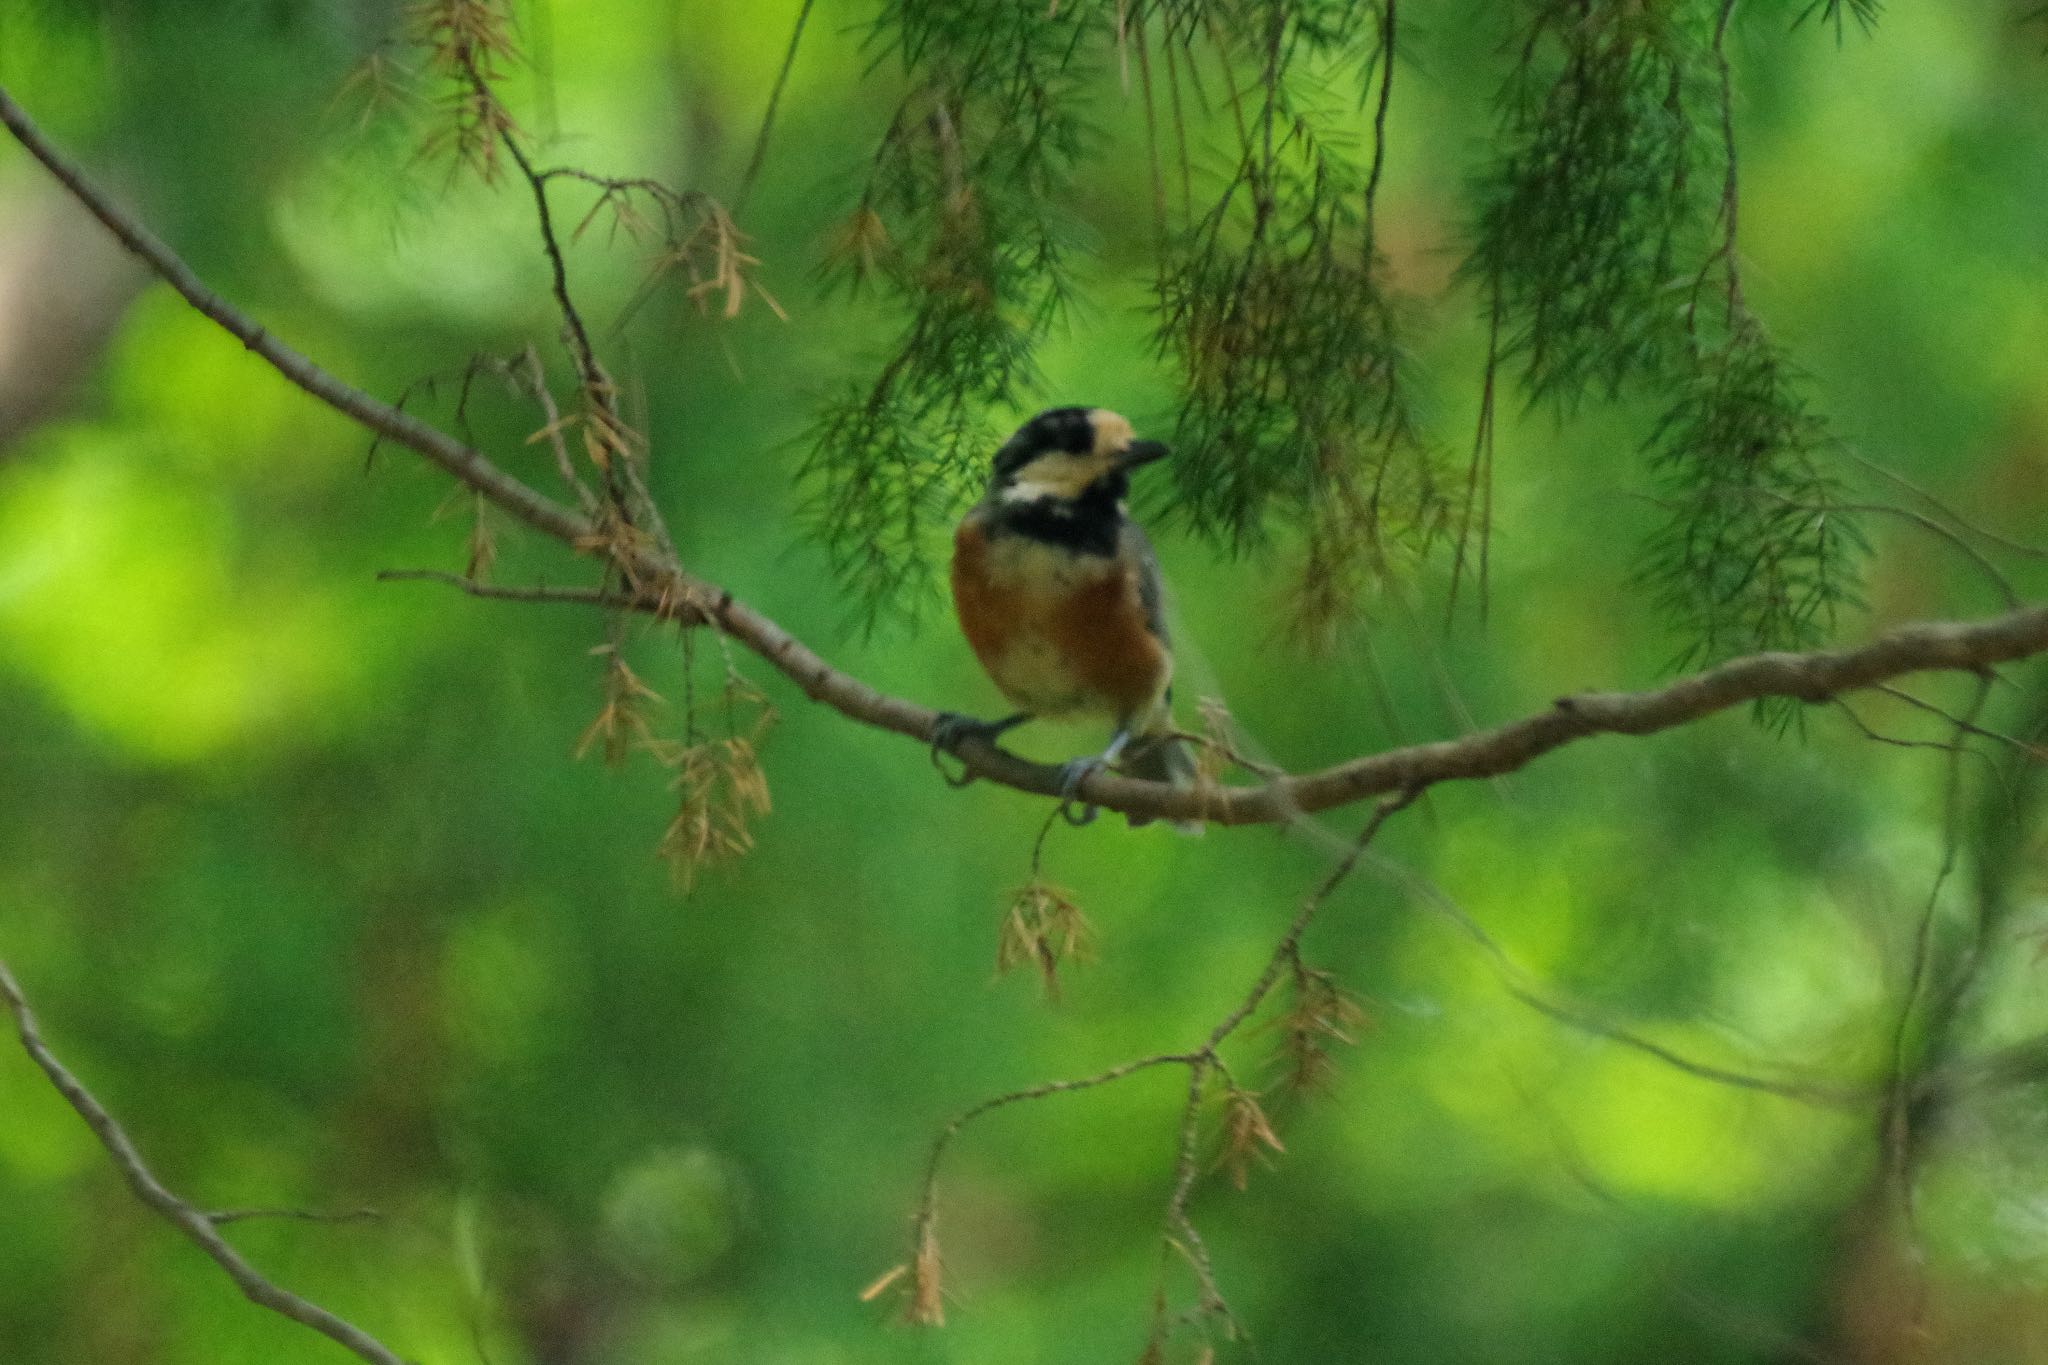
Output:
[
  {"xmin": 1192, "ymin": 695, "xmax": 1237, "ymax": 786},
  {"xmin": 995, "ymin": 879, "xmax": 1095, "ymax": 1002},
  {"xmin": 652, "ymin": 671, "xmax": 777, "ymax": 892},
  {"xmin": 1272, "ymin": 959, "xmax": 1370, "ymax": 1095},
  {"xmin": 573, "ymin": 642, "xmax": 662, "ymax": 768},
  {"xmin": 568, "ymin": 176, "xmax": 785, "ymax": 324},
  {"xmin": 859, "ymin": 1215, "xmax": 945, "ymax": 1327},
  {"xmin": 464, "ymin": 491, "xmax": 497, "ymax": 582},
  {"xmin": 330, "ymin": 50, "xmax": 420, "ymax": 133},
  {"xmin": 906, "ymin": 1217, "xmax": 946, "ymax": 1327},
  {"xmin": 653, "ymin": 734, "xmax": 772, "ymax": 891},
  {"xmin": 1214, "ymin": 1086, "xmax": 1284, "ymax": 1192},
  {"xmin": 822, "ymin": 205, "xmax": 892, "ymax": 291},
  {"xmin": 408, "ymin": 0, "xmax": 521, "ymax": 181},
  {"xmin": 570, "ymin": 640, "xmax": 776, "ymax": 892}
]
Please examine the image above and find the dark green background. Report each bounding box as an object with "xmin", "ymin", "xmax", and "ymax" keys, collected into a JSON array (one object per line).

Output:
[{"xmin": 4, "ymin": 2, "xmax": 2048, "ymax": 1361}]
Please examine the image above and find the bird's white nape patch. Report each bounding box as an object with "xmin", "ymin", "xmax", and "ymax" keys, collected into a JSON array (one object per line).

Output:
[{"xmin": 997, "ymin": 449, "xmax": 1114, "ymax": 502}]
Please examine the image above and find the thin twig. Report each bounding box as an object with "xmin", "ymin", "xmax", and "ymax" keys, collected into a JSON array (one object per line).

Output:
[
  {"xmin": 0, "ymin": 85, "xmax": 588, "ymax": 542},
  {"xmin": 1832, "ymin": 697, "xmax": 1987, "ymax": 762},
  {"xmin": 1701, "ymin": 490, "xmax": 2023, "ymax": 610},
  {"xmin": 1148, "ymin": 788, "xmax": 1419, "ymax": 1332},
  {"xmin": 376, "ymin": 568, "xmax": 653, "ymax": 610},
  {"xmin": 1203, "ymin": 790, "xmax": 1420, "ymax": 1051},
  {"xmin": 1847, "ymin": 501, "xmax": 2021, "ymax": 610},
  {"xmin": 1361, "ymin": 0, "xmax": 1397, "ymax": 259},
  {"xmin": 736, "ymin": 0, "xmax": 816, "ymax": 216},
  {"xmin": 518, "ymin": 343, "xmax": 600, "ymax": 513},
  {"xmin": 1160, "ymin": 1056, "xmax": 1234, "ymax": 1332},
  {"xmin": 1161, "ymin": 20, "xmax": 1194, "ymax": 221},
  {"xmin": 909, "ymin": 788, "xmax": 1420, "ymax": 1334},
  {"xmin": 1918, "ymin": 1029, "xmax": 2048, "ymax": 1108},
  {"xmin": 1158, "ymin": 727, "xmax": 1288, "ymax": 780},
  {"xmin": 1847, "ymin": 449, "xmax": 2048, "ymax": 562},
  {"xmin": 1503, "ymin": 984, "xmax": 1865, "ymax": 1106},
  {"xmin": 906, "ymin": 1050, "xmax": 1194, "ymax": 1285},
  {"xmin": 206, "ymin": 1206, "xmax": 383, "ymax": 1228},
  {"xmin": 493, "ymin": 128, "xmax": 665, "ymax": 570},
  {"xmin": 0, "ymin": 959, "xmax": 406, "ymax": 1365},
  {"xmin": 1880, "ymin": 672, "xmax": 1988, "ymax": 1220},
  {"xmin": 1448, "ymin": 279, "xmax": 1501, "ymax": 623},
  {"xmin": 475, "ymin": 63, "xmax": 695, "ymax": 572},
  {"xmin": 1873, "ymin": 683, "xmax": 2048, "ymax": 760},
  {"xmin": 486, "ymin": 73, "xmax": 609, "ymax": 425},
  {"xmin": 1710, "ymin": 0, "xmax": 1744, "ymax": 322},
  {"xmin": 1877, "ymin": 673, "xmax": 2048, "ymax": 1257},
  {"xmin": 1380, "ymin": 856, "xmax": 1867, "ymax": 1106},
  {"xmin": 1133, "ymin": 4, "xmax": 1168, "ymax": 249}
]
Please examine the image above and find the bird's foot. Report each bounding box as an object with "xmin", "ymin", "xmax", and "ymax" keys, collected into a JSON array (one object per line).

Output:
[
  {"xmin": 1055, "ymin": 756, "xmax": 1105, "ymax": 826},
  {"xmin": 930, "ymin": 711, "xmax": 1025, "ymax": 788},
  {"xmin": 1053, "ymin": 729, "xmax": 1134, "ymax": 827}
]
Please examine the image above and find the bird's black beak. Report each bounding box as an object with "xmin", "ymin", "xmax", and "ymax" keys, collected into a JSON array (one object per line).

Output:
[{"xmin": 1118, "ymin": 439, "xmax": 1169, "ymax": 469}]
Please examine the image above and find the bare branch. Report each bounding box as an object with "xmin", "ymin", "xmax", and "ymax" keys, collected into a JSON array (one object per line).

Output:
[
  {"xmin": 1502, "ymin": 984, "xmax": 1866, "ymax": 1107},
  {"xmin": 1918, "ymin": 1030, "xmax": 2048, "ymax": 1108},
  {"xmin": 1146, "ymin": 790, "xmax": 1419, "ymax": 1338},
  {"xmin": 8, "ymin": 81, "xmax": 2048, "ymax": 831},
  {"xmin": 481, "ymin": 65, "xmax": 608, "ymax": 424},
  {"xmin": 1383, "ymin": 858, "xmax": 1870, "ymax": 1107},
  {"xmin": 1882, "ymin": 674, "xmax": 1988, "ymax": 1217},
  {"xmin": 206, "ymin": 1206, "xmax": 383, "ymax": 1228},
  {"xmin": 896, "ymin": 1050, "xmax": 1193, "ymax": 1322},
  {"xmin": 1838, "ymin": 500, "xmax": 2020, "ymax": 610},
  {"xmin": 0, "ymin": 959, "xmax": 405, "ymax": 1365},
  {"xmin": 0, "ymin": 84, "xmax": 586, "ymax": 545},
  {"xmin": 735, "ymin": 0, "xmax": 816, "ymax": 215},
  {"xmin": 907, "ymin": 789, "xmax": 1420, "ymax": 1333},
  {"xmin": 1832, "ymin": 697, "xmax": 1974, "ymax": 756},
  {"xmin": 1652, "ymin": 484, "xmax": 2026, "ymax": 612},
  {"xmin": 1849, "ymin": 448, "xmax": 2048, "ymax": 563},
  {"xmin": 1160, "ymin": 1057, "xmax": 1236, "ymax": 1337},
  {"xmin": 516, "ymin": 343, "xmax": 600, "ymax": 512},
  {"xmin": 376, "ymin": 567, "xmax": 642, "ymax": 609},
  {"xmin": 1874, "ymin": 683, "xmax": 2048, "ymax": 762},
  {"xmin": 1200, "ymin": 789, "xmax": 1420, "ymax": 1048}
]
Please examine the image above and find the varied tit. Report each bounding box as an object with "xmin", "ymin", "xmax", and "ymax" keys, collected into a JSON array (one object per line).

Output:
[{"xmin": 933, "ymin": 406, "xmax": 1200, "ymax": 830}]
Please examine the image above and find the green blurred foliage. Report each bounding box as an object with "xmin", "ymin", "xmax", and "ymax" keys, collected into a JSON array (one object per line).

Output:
[{"xmin": 3, "ymin": 2, "xmax": 2048, "ymax": 1363}]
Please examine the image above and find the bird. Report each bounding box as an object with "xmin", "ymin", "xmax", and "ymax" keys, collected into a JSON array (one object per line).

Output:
[{"xmin": 933, "ymin": 406, "xmax": 1201, "ymax": 831}]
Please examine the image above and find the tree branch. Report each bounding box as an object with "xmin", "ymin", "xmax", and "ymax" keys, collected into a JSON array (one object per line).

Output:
[
  {"xmin": 1153, "ymin": 789, "xmax": 1419, "ymax": 1339},
  {"xmin": 380, "ymin": 531, "xmax": 2048, "ymax": 828},
  {"xmin": 904, "ymin": 789, "xmax": 1419, "ymax": 1338},
  {"xmin": 0, "ymin": 89, "xmax": 584, "ymax": 546},
  {"xmin": 205, "ymin": 1205, "xmax": 382, "ymax": 1228},
  {"xmin": 375, "ymin": 567, "xmax": 640, "ymax": 608},
  {"xmin": 6, "ymin": 82, "xmax": 2048, "ymax": 832},
  {"xmin": 735, "ymin": 0, "xmax": 816, "ymax": 215},
  {"xmin": 1383, "ymin": 856, "xmax": 1877, "ymax": 1108},
  {"xmin": 0, "ymin": 958, "xmax": 405, "ymax": 1365}
]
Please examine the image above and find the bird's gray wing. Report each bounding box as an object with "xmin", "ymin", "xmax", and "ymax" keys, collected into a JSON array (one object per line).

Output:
[
  {"xmin": 1121, "ymin": 520, "xmax": 1170, "ymax": 648},
  {"xmin": 1118, "ymin": 520, "xmax": 1199, "ymax": 828}
]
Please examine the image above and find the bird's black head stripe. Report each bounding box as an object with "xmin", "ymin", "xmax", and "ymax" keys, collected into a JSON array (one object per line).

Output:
[{"xmin": 992, "ymin": 407, "xmax": 1096, "ymax": 479}]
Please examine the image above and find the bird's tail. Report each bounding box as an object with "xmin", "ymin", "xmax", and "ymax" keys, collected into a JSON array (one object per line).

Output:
[{"xmin": 1123, "ymin": 729, "xmax": 1204, "ymax": 835}]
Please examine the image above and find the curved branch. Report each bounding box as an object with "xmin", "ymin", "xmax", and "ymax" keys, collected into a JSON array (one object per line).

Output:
[
  {"xmin": 6, "ymin": 82, "xmax": 2048, "ymax": 831},
  {"xmin": 615, "ymin": 589, "xmax": 2048, "ymax": 827},
  {"xmin": 375, "ymin": 567, "xmax": 634, "ymax": 607},
  {"xmin": 0, "ymin": 959, "xmax": 405, "ymax": 1365},
  {"xmin": 0, "ymin": 87, "xmax": 586, "ymax": 547}
]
